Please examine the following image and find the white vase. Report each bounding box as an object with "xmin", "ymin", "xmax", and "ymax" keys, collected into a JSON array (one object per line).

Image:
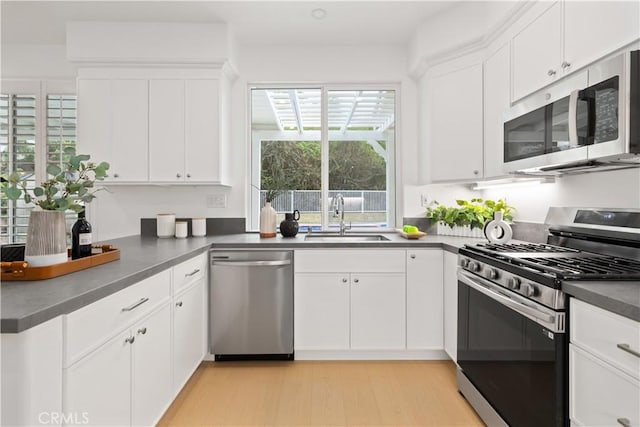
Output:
[
  {"xmin": 25, "ymin": 210, "xmax": 68, "ymax": 266},
  {"xmin": 259, "ymin": 202, "xmax": 277, "ymax": 238}
]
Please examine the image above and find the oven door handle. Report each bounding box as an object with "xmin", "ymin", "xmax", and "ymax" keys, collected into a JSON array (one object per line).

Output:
[{"xmin": 458, "ymin": 270, "xmax": 562, "ymax": 331}]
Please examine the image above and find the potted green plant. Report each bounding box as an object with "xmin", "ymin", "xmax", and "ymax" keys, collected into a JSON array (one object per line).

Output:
[
  {"xmin": 426, "ymin": 198, "xmax": 514, "ymax": 237},
  {"xmin": 2, "ymin": 147, "xmax": 109, "ymax": 266}
]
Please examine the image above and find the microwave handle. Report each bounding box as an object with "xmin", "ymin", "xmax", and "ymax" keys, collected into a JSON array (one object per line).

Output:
[{"xmin": 568, "ymin": 89, "xmax": 579, "ymax": 147}]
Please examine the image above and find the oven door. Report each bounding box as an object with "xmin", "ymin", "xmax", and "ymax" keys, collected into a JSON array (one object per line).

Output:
[{"xmin": 457, "ymin": 270, "xmax": 567, "ymax": 427}]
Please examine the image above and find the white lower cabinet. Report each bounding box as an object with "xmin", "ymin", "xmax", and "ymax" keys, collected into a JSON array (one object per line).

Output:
[
  {"xmin": 65, "ymin": 329, "xmax": 132, "ymax": 427},
  {"xmin": 132, "ymin": 304, "xmax": 173, "ymax": 427},
  {"xmin": 406, "ymin": 249, "xmax": 443, "ymax": 350},
  {"xmin": 350, "ymin": 273, "xmax": 406, "ymax": 349},
  {"xmin": 65, "ymin": 304, "xmax": 172, "ymax": 427},
  {"xmin": 570, "ymin": 298, "xmax": 640, "ymax": 426},
  {"xmin": 294, "ymin": 273, "xmax": 350, "ymax": 350},
  {"xmin": 443, "ymin": 251, "xmax": 458, "ymax": 361},
  {"xmin": 172, "ymin": 279, "xmax": 206, "ymax": 394},
  {"xmin": 294, "ymin": 249, "xmax": 407, "ymax": 356}
]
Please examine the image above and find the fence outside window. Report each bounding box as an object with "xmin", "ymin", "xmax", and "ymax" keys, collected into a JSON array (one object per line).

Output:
[{"xmin": 261, "ymin": 190, "xmax": 387, "ymax": 214}]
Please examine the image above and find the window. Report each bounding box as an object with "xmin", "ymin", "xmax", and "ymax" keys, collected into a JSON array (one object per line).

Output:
[
  {"xmin": 250, "ymin": 86, "xmax": 396, "ymax": 231},
  {"xmin": 1, "ymin": 81, "xmax": 76, "ymax": 244}
]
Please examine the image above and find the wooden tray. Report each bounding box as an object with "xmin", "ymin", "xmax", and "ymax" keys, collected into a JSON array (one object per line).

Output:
[
  {"xmin": 396, "ymin": 229, "xmax": 427, "ymax": 239},
  {"xmin": 1, "ymin": 245, "xmax": 120, "ymax": 281}
]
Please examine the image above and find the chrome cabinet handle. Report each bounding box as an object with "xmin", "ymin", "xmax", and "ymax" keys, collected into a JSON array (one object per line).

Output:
[
  {"xmin": 410, "ymin": 254, "xmax": 416, "ymax": 259},
  {"xmin": 342, "ymin": 278, "xmax": 348, "ymax": 283},
  {"xmin": 186, "ymin": 173, "xmax": 191, "ymax": 178},
  {"xmin": 561, "ymin": 61, "xmax": 571, "ymax": 69},
  {"xmin": 617, "ymin": 418, "xmax": 631, "ymax": 427},
  {"xmin": 548, "ymin": 69, "xmax": 556, "ymax": 76},
  {"xmin": 353, "ymin": 278, "xmax": 359, "ymax": 284},
  {"xmin": 176, "ymin": 301, "xmax": 183, "ymax": 307},
  {"xmin": 176, "ymin": 173, "xmax": 181, "ymax": 178},
  {"xmin": 617, "ymin": 343, "xmax": 640, "ymax": 358},
  {"xmin": 121, "ymin": 297, "xmax": 149, "ymax": 312},
  {"xmin": 137, "ymin": 327, "xmax": 147, "ymax": 335},
  {"xmin": 185, "ymin": 268, "xmax": 200, "ymax": 277},
  {"xmin": 473, "ymin": 170, "xmax": 479, "ymax": 175},
  {"xmin": 113, "ymin": 173, "xmax": 119, "ymax": 178},
  {"xmin": 212, "ymin": 260, "xmax": 291, "ymax": 267},
  {"xmin": 125, "ymin": 336, "xmax": 135, "ymax": 344}
]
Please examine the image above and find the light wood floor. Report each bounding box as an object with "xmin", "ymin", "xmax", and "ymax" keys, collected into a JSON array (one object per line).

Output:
[{"xmin": 158, "ymin": 360, "xmax": 483, "ymax": 427}]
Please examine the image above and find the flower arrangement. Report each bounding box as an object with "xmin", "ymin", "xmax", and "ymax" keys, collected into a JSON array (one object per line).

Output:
[{"xmin": 2, "ymin": 148, "xmax": 109, "ymax": 212}]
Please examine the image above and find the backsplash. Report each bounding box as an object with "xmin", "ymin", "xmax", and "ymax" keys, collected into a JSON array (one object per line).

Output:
[{"xmin": 140, "ymin": 217, "xmax": 246, "ymax": 237}]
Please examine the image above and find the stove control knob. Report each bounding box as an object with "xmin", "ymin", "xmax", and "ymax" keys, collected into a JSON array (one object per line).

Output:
[
  {"xmin": 488, "ymin": 269, "xmax": 499, "ymax": 280},
  {"xmin": 459, "ymin": 258, "xmax": 469, "ymax": 268},
  {"xmin": 467, "ymin": 261, "xmax": 480, "ymax": 272},
  {"xmin": 523, "ymin": 283, "xmax": 538, "ymax": 297},
  {"xmin": 507, "ymin": 277, "xmax": 521, "ymax": 290}
]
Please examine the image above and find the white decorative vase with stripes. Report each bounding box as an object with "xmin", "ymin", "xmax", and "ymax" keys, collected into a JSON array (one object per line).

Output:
[{"xmin": 25, "ymin": 209, "xmax": 68, "ymax": 267}]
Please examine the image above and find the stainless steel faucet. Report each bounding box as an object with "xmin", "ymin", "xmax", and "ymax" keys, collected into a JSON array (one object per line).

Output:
[{"xmin": 331, "ymin": 193, "xmax": 351, "ymax": 236}]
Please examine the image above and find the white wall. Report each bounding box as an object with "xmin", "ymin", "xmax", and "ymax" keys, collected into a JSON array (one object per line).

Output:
[
  {"xmin": 1, "ymin": 44, "xmax": 76, "ymax": 79},
  {"xmin": 482, "ymin": 168, "xmax": 640, "ymax": 223}
]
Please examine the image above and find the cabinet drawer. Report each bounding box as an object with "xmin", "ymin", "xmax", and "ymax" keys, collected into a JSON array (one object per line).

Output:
[
  {"xmin": 570, "ymin": 344, "xmax": 640, "ymax": 427},
  {"xmin": 295, "ymin": 249, "xmax": 406, "ymax": 273},
  {"xmin": 172, "ymin": 253, "xmax": 206, "ymax": 293},
  {"xmin": 65, "ymin": 269, "xmax": 171, "ymax": 366},
  {"xmin": 571, "ymin": 299, "xmax": 640, "ymax": 380}
]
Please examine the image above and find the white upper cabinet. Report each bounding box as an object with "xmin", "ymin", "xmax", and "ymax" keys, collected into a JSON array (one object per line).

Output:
[
  {"xmin": 483, "ymin": 42, "xmax": 511, "ymax": 178},
  {"xmin": 512, "ymin": 2, "xmax": 563, "ymax": 101},
  {"xmin": 427, "ymin": 61, "xmax": 484, "ymax": 182},
  {"xmin": 512, "ymin": 1, "xmax": 640, "ymax": 102},
  {"xmin": 185, "ymin": 79, "xmax": 221, "ymax": 182},
  {"xmin": 149, "ymin": 80, "xmax": 186, "ymax": 182},
  {"xmin": 564, "ymin": 1, "xmax": 640, "ymax": 73},
  {"xmin": 77, "ymin": 79, "xmax": 149, "ymax": 182}
]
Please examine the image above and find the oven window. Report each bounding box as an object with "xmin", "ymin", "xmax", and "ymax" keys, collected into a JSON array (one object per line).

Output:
[{"xmin": 458, "ymin": 282, "xmax": 566, "ymax": 427}]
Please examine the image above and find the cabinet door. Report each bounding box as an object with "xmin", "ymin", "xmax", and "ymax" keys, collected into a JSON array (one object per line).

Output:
[
  {"xmin": 185, "ymin": 79, "xmax": 220, "ymax": 182},
  {"xmin": 406, "ymin": 250, "xmax": 443, "ymax": 349},
  {"xmin": 64, "ymin": 330, "xmax": 131, "ymax": 427},
  {"xmin": 294, "ymin": 273, "xmax": 350, "ymax": 350},
  {"xmin": 483, "ymin": 42, "xmax": 511, "ymax": 178},
  {"xmin": 443, "ymin": 251, "xmax": 458, "ymax": 362},
  {"xmin": 77, "ymin": 79, "xmax": 112, "ymax": 174},
  {"xmin": 512, "ymin": 2, "xmax": 562, "ymax": 101},
  {"xmin": 173, "ymin": 280, "xmax": 206, "ymax": 395},
  {"xmin": 428, "ymin": 63, "xmax": 483, "ymax": 181},
  {"xmin": 351, "ymin": 273, "xmax": 406, "ymax": 350},
  {"xmin": 565, "ymin": 1, "xmax": 640, "ymax": 75},
  {"xmin": 131, "ymin": 304, "xmax": 172, "ymax": 427},
  {"xmin": 149, "ymin": 79, "xmax": 185, "ymax": 182},
  {"xmin": 111, "ymin": 80, "xmax": 148, "ymax": 181},
  {"xmin": 570, "ymin": 344, "xmax": 640, "ymax": 427}
]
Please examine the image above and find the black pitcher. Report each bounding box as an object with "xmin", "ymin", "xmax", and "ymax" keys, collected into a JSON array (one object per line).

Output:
[{"xmin": 280, "ymin": 210, "xmax": 300, "ymax": 237}]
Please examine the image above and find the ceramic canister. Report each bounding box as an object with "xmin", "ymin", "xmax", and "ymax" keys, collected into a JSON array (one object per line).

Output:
[
  {"xmin": 192, "ymin": 218, "xmax": 206, "ymax": 237},
  {"xmin": 157, "ymin": 213, "xmax": 176, "ymax": 238},
  {"xmin": 175, "ymin": 221, "xmax": 188, "ymax": 238}
]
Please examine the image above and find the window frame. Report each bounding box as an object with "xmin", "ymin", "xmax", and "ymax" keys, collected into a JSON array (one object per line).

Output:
[
  {"xmin": 248, "ymin": 83, "xmax": 399, "ymax": 232},
  {"xmin": 1, "ymin": 79, "xmax": 76, "ymax": 244}
]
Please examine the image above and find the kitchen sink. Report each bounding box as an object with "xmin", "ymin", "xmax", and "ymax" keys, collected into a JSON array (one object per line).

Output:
[{"xmin": 304, "ymin": 233, "xmax": 390, "ymax": 242}]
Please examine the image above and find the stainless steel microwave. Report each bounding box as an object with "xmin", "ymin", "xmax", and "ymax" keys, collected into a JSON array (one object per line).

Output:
[{"xmin": 503, "ymin": 50, "xmax": 639, "ymax": 175}]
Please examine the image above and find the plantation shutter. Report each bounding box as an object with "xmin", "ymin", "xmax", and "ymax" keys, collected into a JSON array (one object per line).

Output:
[{"xmin": 1, "ymin": 94, "xmax": 37, "ymax": 244}]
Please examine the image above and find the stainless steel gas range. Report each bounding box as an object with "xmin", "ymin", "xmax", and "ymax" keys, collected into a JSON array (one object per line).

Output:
[{"xmin": 456, "ymin": 207, "xmax": 640, "ymax": 427}]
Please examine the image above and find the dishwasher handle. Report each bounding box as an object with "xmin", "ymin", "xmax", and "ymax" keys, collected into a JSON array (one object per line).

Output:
[{"xmin": 211, "ymin": 259, "xmax": 291, "ymax": 267}]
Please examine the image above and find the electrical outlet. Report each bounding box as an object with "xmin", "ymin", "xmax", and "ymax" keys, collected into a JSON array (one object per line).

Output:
[
  {"xmin": 420, "ymin": 194, "xmax": 430, "ymax": 207},
  {"xmin": 206, "ymin": 194, "xmax": 227, "ymax": 208}
]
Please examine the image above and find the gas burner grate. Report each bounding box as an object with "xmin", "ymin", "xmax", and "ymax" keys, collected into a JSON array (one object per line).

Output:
[
  {"xmin": 516, "ymin": 254, "xmax": 640, "ymax": 280},
  {"xmin": 474, "ymin": 242, "xmax": 578, "ymax": 254}
]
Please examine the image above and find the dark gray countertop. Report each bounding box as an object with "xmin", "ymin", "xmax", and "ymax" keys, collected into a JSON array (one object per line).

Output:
[
  {"xmin": 5, "ymin": 231, "xmax": 637, "ymax": 333},
  {"xmin": 1, "ymin": 232, "xmax": 476, "ymax": 333},
  {"xmin": 563, "ymin": 281, "xmax": 640, "ymax": 322}
]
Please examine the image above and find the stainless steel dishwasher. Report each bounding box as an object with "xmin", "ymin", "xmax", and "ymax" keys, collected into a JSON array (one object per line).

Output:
[{"xmin": 209, "ymin": 250, "xmax": 293, "ymax": 360}]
